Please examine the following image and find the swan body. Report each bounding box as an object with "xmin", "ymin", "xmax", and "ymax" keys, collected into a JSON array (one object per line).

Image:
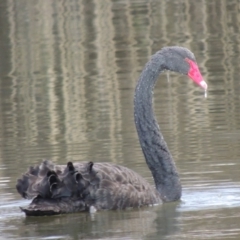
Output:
[
  {"xmin": 16, "ymin": 46, "xmax": 207, "ymax": 216},
  {"xmin": 17, "ymin": 161, "xmax": 161, "ymax": 216}
]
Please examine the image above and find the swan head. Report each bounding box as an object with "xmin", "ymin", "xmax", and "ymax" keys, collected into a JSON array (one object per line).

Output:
[{"xmin": 159, "ymin": 46, "xmax": 208, "ymax": 90}]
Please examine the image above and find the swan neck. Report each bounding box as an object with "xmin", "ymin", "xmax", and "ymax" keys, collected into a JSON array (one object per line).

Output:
[{"xmin": 134, "ymin": 53, "xmax": 182, "ymax": 202}]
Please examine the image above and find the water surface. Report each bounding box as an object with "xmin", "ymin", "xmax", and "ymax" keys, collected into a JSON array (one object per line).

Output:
[{"xmin": 0, "ymin": 0, "xmax": 240, "ymax": 239}]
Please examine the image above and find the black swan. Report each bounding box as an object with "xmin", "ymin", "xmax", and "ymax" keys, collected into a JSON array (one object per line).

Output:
[{"xmin": 16, "ymin": 46, "xmax": 207, "ymax": 216}]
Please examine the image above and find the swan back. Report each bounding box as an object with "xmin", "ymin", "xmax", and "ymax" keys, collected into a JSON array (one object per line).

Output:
[{"xmin": 16, "ymin": 160, "xmax": 161, "ymax": 215}]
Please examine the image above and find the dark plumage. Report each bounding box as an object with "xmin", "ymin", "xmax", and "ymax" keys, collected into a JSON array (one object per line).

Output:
[
  {"xmin": 16, "ymin": 46, "xmax": 207, "ymax": 216},
  {"xmin": 17, "ymin": 161, "xmax": 160, "ymax": 215}
]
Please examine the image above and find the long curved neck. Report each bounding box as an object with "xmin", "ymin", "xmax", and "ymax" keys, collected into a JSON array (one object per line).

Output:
[{"xmin": 134, "ymin": 53, "xmax": 182, "ymax": 202}]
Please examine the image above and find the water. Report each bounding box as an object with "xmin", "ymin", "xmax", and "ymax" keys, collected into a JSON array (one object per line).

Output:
[{"xmin": 1, "ymin": 0, "xmax": 240, "ymax": 239}]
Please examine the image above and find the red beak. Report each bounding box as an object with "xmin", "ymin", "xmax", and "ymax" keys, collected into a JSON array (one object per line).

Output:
[{"xmin": 185, "ymin": 58, "xmax": 208, "ymax": 90}]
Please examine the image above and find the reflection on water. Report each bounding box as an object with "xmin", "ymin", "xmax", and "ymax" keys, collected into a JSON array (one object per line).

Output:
[{"xmin": 1, "ymin": 0, "xmax": 240, "ymax": 239}]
